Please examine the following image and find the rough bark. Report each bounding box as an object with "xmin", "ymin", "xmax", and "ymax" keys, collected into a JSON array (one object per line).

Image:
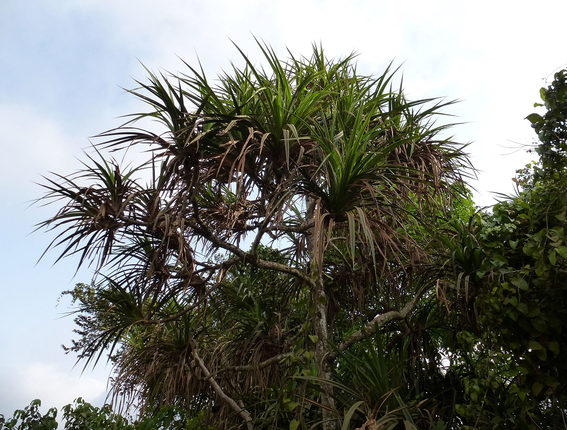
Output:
[
  {"xmin": 311, "ymin": 272, "xmax": 338, "ymax": 430},
  {"xmin": 307, "ymin": 196, "xmax": 338, "ymax": 430}
]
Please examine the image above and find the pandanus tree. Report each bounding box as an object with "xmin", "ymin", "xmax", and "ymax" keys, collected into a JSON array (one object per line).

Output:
[{"xmin": 39, "ymin": 42, "xmax": 471, "ymax": 429}]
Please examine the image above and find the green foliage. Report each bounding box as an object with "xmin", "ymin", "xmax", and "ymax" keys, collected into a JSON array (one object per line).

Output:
[
  {"xmin": 465, "ymin": 183, "xmax": 567, "ymax": 427},
  {"xmin": 333, "ymin": 335, "xmax": 437, "ymax": 429},
  {"xmin": 0, "ymin": 400, "xmax": 57, "ymax": 430},
  {"xmin": 33, "ymin": 35, "xmax": 567, "ymax": 428},
  {"xmin": 1, "ymin": 399, "xmax": 209, "ymax": 430},
  {"xmin": 61, "ymin": 398, "xmax": 133, "ymax": 430},
  {"xmin": 527, "ymin": 70, "xmax": 567, "ymax": 177},
  {"xmin": 441, "ymin": 70, "xmax": 567, "ymax": 429},
  {"xmin": 37, "ymin": 41, "xmax": 473, "ymax": 429},
  {"xmin": 34, "ymin": 47, "xmax": 567, "ymax": 430}
]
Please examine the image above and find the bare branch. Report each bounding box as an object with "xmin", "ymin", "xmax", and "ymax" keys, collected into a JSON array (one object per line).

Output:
[
  {"xmin": 329, "ymin": 292, "xmax": 424, "ymax": 360},
  {"xmin": 186, "ymin": 217, "xmax": 314, "ymax": 286},
  {"xmin": 190, "ymin": 341, "xmax": 254, "ymax": 430}
]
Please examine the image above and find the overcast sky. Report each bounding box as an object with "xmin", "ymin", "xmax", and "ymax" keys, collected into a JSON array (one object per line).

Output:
[{"xmin": 1, "ymin": 0, "xmax": 566, "ymax": 418}]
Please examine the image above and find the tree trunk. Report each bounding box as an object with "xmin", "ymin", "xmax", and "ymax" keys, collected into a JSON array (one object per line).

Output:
[
  {"xmin": 307, "ymin": 196, "xmax": 338, "ymax": 430},
  {"xmin": 311, "ymin": 273, "xmax": 337, "ymax": 430}
]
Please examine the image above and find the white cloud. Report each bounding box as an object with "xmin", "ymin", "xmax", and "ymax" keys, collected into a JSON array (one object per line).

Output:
[
  {"xmin": 21, "ymin": 363, "xmax": 107, "ymax": 405},
  {"xmin": 0, "ymin": 104, "xmax": 83, "ymax": 203},
  {"xmin": 0, "ymin": 362, "xmax": 107, "ymax": 418}
]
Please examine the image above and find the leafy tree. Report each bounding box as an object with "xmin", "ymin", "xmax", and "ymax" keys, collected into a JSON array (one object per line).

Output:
[
  {"xmin": 0, "ymin": 400, "xmax": 57, "ymax": 430},
  {"xmin": 0, "ymin": 399, "xmax": 208, "ymax": 430},
  {"xmin": 38, "ymin": 42, "xmax": 471, "ymax": 429},
  {"xmin": 441, "ymin": 70, "xmax": 567, "ymax": 429},
  {"xmin": 60, "ymin": 398, "xmax": 133, "ymax": 430},
  {"xmin": 526, "ymin": 69, "xmax": 567, "ymax": 178}
]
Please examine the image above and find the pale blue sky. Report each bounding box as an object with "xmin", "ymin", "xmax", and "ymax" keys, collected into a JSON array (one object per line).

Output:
[{"xmin": 1, "ymin": 0, "xmax": 566, "ymax": 418}]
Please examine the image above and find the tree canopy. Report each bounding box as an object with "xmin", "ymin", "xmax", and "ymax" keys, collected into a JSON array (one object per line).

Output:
[{"xmin": 35, "ymin": 41, "xmax": 567, "ymax": 429}]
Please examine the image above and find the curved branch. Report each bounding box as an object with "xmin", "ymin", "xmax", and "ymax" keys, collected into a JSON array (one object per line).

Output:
[
  {"xmin": 186, "ymin": 217, "xmax": 314, "ymax": 286},
  {"xmin": 328, "ymin": 292, "xmax": 423, "ymax": 361}
]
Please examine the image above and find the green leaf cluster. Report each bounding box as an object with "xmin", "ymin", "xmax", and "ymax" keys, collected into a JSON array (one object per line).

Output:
[
  {"xmin": 0, "ymin": 399, "xmax": 208, "ymax": 430},
  {"xmin": 443, "ymin": 69, "xmax": 567, "ymax": 429}
]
